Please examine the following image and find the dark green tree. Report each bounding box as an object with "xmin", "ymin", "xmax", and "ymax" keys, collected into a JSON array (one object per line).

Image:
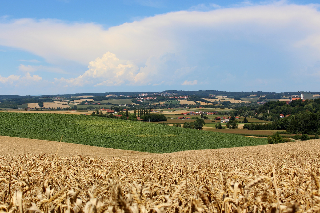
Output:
[
  {"xmin": 226, "ymin": 120, "xmax": 238, "ymax": 129},
  {"xmin": 268, "ymin": 132, "xmax": 284, "ymax": 144},
  {"xmin": 183, "ymin": 118, "xmax": 205, "ymax": 130},
  {"xmin": 215, "ymin": 123, "xmax": 223, "ymax": 129},
  {"xmin": 194, "ymin": 118, "xmax": 205, "ymax": 130}
]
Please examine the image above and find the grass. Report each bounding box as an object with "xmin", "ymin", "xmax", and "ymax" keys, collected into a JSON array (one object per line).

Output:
[
  {"xmin": 158, "ymin": 118, "xmax": 213, "ymax": 124},
  {"xmin": 187, "ymin": 108, "xmax": 234, "ymax": 112},
  {"xmin": 204, "ymin": 128, "xmax": 296, "ymax": 137},
  {"xmin": 97, "ymin": 99, "xmax": 134, "ymax": 105},
  {"xmin": 76, "ymin": 104, "xmax": 113, "ymax": 109},
  {"xmin": 0, "ymin": 112, "xmax": 267, "ymax": 153},
  {"xmin": 247, "ymin": 118, "xmax": 272, "ymax": 123}
]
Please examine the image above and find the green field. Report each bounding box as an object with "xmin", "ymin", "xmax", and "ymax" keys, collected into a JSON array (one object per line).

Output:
[
  {"xmin": 0, "ymin": 112, "xmax": 267, "ymax": 153},
  {"xmin": 97, "ymin": 99, "xmax": 134, "ymax": 105},
  {"xmin": 187, "ymin": 108, "xmax": 234, "ymax": 112},
  {"xmin": 76, "ymin": 104, "xmax": 113, "ymax": 109}
]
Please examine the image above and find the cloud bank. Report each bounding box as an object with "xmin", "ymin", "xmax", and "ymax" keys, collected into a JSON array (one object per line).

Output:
[{"xmin": 1, "ymin": 1, "xmax": 320, "ymax": 93}]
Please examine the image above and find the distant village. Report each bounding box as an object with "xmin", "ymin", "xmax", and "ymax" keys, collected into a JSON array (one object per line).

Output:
[{"xmin": 0, "ymin": 90, "xmax": 319, "ymax": 111}]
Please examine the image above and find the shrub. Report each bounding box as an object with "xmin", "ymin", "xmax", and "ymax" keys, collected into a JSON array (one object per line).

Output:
[
  {"xmin": 215, "ymin": 123, "xmax": 223, "ymax": 129},
  {"xmin": 226, "ymin": 120, "xmax": 238, "ymax": 129},
  {"xmin": 183, "ymin": 118, "xmax": 205, "ymax": 130},
  {"xmin": 141, "ymin": 114, "xmax": 167, "ymax": 122},
  {"xmin": 301, "ymin": 134, "xmax": 310, "ymax": 141},
  {"xmin": 293, "ymin": 135, "xmax": 301, "ymax": 140},
  {"xmin": 268, "ymin": 132, "xmax": 284, "ymax": 144},
  {"xmin": 173, "ymin": 123, "xmax": 181, "ymax": 127}
]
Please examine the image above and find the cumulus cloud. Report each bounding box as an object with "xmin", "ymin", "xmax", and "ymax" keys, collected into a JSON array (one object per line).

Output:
[
  {"xmin": 55, "ymin": 52, "xmax": 139, "ymax": 87},
  {"xmin": 23, "ymin": 72, "xmax": 42, "ymax": 82},
  {"xmin": 0, "ymin": 73, "xmax": 42, "ymax": 85},
  {"xmin": 0, "ymin": 75, "xmax": 20, "ymax": 84},
  {"xmin": 182, "ymin": 80, "xmax": 198, "ymax": 85},
  {"xmin": 56, "ymin": 52, "xmax": 186, "ymax": 87}
]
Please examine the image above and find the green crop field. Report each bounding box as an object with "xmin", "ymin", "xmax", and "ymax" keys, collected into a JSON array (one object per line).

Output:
[
  {"xmin": 76, "ymin": 104, "xmax": 113, "ymax": 109},
  {"xmin": 98, "ymin": 99, "xmax": 133, "ymax": 105},
  {"xmin": 0, "ymin": 112, "xmax": 267, "ymax": 153}
]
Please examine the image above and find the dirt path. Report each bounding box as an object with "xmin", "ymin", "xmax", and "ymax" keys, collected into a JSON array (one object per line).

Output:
[{"xmin": 6, "ymin": 110, "xmax": 93, "ymax": 115}]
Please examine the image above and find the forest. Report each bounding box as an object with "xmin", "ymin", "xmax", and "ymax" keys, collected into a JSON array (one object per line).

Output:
[{"xmin": 241, "ymin": 99, "xmax": 320, "ymax": 134}]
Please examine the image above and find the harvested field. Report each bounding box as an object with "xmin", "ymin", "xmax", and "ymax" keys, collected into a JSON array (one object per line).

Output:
[
  {"xmin": 43, "ymin": 101, "xmax": 70, "ymax": 109},
  {"xmin": 1, "ymin": 136, "xmax": 320, "ymax": 212},
  {"xmin": 27, "ymin": 103, "xmax": 40, "ymax": 109},
  {"xmin": 179, "ymin": 100, "xmax": 196, "ymax": 105},
  {"xmin": 157, "ymin": 119, "xmax": 213, "ymax": 124},
  {"xmin": 5, "ymin": 110, "xmax": 93, "ymax": 115},
  {"xmin": 196, "ymin": 101, "xmax": 213, "ymax": 105},
  {"xmin": 0, "ymin": 136, "xmax": 149, "ymax": 158},
  {"xmin": 162, "ymin": 110, "xmax": 189, "ymax": 115}
]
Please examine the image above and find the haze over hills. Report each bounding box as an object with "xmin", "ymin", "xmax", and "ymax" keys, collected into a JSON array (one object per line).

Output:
[{"xmin": 0, "ymin": 89, "xmax": 318, "ymax": 110}]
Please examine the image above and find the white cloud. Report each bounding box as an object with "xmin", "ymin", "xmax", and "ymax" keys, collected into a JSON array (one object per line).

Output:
[
  {"xmin": 23, "ymin": 72, "xmax": 42, "ymax": 82},
  {"xmin": 56, "ymin": 52, "xmax": 186, "ymax": 87},
  {"xmin": 182, "ymin": 80, "xmax": 198, "ymax": 85},
  {"xmin": 19, "ymin": 65, "xmax": 37, "ymax": 72},
  {"xmin": 55, "ymin": 52, "xmax": 139, "ymax": 87},
  {"xmin": 3, "ymin": 1, "xmax": 318, "ymax": 66},
  {"xmin": 19, "ymin": 64, "xmax": 66, "ymax": 73},
  {"xmin": 1, "ymin": 2, "xmax": 320, "ymax": 89},
  {"xmin": 0, "ymin": 75, "xmax": 20, "ymax": 84},
  {"xmin": 0, "ymin": 73, "xmax": 42, "ymax": 84},
  {"xmin": 0, "ymin": 19, "xmax": 109, "ymax": 65}
]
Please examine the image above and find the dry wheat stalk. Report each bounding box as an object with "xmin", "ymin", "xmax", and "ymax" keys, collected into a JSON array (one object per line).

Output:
[{"xmin": 1, "ymin": 140, "xmax": 320, "ymax": 212}]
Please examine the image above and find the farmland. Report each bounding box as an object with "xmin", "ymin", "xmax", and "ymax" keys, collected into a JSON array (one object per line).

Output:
[
  {"xmin": 203, "ymin": 128, "xmax": 291, "ymax": 136},
  {"xmin": 97, "ymin": 99, "xmax": 134, "ymax": 105},
  {"xmin": 1, "ymin": 136, "xmax": 320, "ymax": 212},
  {"xmin": 0, "ymin": 112, "xmax": 267, "ymax": 153}
]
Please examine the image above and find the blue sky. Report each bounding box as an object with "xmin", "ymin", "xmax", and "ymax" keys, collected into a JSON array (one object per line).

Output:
[{"xmin": 0, "ymin": 0, "xmax": 320, "ymax": 95}]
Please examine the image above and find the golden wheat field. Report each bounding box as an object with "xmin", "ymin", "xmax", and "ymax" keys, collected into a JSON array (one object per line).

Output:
[{"xmin": 1, "ymin": 136, "xmax": 320, "ymax": 212}]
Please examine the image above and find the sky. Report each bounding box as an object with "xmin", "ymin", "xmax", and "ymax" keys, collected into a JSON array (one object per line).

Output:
[{"xmin": 0, "ymin": 0, "xmax": 320, "ymax": 95}]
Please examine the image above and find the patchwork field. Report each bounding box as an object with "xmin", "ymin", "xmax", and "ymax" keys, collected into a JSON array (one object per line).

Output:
[
  {"xmin": 179, "ymin": 100, "xmax": 196, "ymax": 105},
  {"xmin": 0, "ymin": 136, "xmax": 320, "ymax": 212},
  {"xmin": 43, "ymin": 101, "xmax": 70, "ymax": 109},
  {"xmin": 98, "ymin": 99, "xmax": 134, "ymax": 105},
  {"xmin": 203, "ymin": 128, "xmax": 291, "ymax": 136}
]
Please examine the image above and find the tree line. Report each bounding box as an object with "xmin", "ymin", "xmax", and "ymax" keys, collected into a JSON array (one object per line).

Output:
[
  {"xmin": 244, "ymin": 111, "xmax": 320, "ymax": 135},
  {"xmin": 92, "ymin": 108, "xmax": 167, "ymax": 122}
]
